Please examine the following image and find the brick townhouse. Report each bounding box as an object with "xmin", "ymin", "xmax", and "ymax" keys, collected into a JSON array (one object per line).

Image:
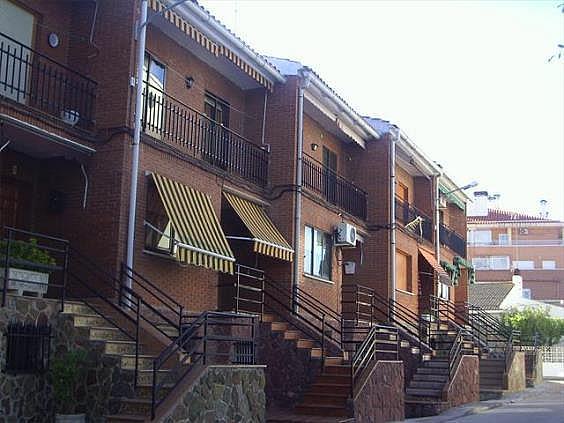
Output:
[
  {"xmin": 468, "ymin": 193, "xmax": 564, "ymax": 303},
  {"xmin": 0, "ymin": 0, "xmax": 522, "ymax": 421}
]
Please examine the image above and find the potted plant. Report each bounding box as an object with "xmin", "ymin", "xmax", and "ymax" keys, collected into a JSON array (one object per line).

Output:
[
  {"xmin": 51, "ymin": 349, "xmax": 88, "ymax": 422},
  {"xmin": 0, "ymin": 238, "xmax": 57, "ymax": 297}
]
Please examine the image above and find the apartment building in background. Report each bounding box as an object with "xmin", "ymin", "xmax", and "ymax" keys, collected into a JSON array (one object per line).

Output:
[{"xmin": 467, "ymin": 192, "xmax": 564, "ymax": 303}]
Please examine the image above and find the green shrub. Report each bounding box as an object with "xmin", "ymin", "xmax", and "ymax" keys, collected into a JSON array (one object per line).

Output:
[
  {"xmin": 50, "ymin": 349, "xmax": 87, "ymax": 414},
  {"xmin": 0, "ymin": 238, "xmax": 56, "ymax": 269},
  {"xmin": 501, "ymin": 307, "xmax": 564, "ymax": 346}
]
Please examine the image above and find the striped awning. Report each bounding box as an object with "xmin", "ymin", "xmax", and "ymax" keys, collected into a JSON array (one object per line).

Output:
[
  {"xmin": 418, "ymin": 248, "xmax": 453, "ymax": 286},
  {"xmin": 151, "ymin": 173, "xmax": 235, "ymax": 273},
  {"xmin": 223, "ymin": 192, "xmax": 294, "ymax": 262}
]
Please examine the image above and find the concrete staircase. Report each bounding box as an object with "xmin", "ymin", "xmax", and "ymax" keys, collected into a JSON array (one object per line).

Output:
[{"xmin": 479, "ymin": 357, "xmax": 506, "ymax": 399}]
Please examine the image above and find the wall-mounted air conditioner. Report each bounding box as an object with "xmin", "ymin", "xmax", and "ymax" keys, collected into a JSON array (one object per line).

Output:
[
  {"xmin": 335, "ymin": 222, "xmax": 357, "ymax": 247},
  {"xmin": 519, "ymin": 228, "xmax": 529, "ymax": 235}
]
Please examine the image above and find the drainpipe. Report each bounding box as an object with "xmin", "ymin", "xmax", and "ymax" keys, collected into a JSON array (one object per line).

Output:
[
  {"xmin": 434, "ymin": 174, "xmax": 441, "ymax": 297},
  {"xmin": 292, "ymin": 72, "xmax": 310, "ymax": 311},
  {"xmin": 390, "ymin": 128, "xmax": 398, "ymax": 304}
]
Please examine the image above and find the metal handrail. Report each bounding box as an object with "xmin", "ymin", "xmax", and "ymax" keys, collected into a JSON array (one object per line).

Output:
[
  {"xmin": 394, "ymin": 198, "xmax": 434, "ymax": 242},
  {"xmin": 150, "ymin": 311, "xmax": 256, "ymax": 419},
  {"xmin": 448, "ymin": 328, "xmax": 464, "ymax": 382}
]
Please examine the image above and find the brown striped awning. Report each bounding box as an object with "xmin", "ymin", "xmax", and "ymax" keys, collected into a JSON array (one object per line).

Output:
[
  {"xmin": 151, "ymin": 173, "xmax": 235, "ymax": 273},
  {"xmin": 148, "ymin": 0, "xmax": 273, "ymax": 91},
  {"xmin": 223, "ymin": 192, "xmax": 294, "ymax": 262},
  {"xmin": 419, "ymin": 248, "xmax": 453, "ymax": 286}
]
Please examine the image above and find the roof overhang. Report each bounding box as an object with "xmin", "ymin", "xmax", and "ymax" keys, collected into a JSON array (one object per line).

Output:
[{"xmin": 396, "ymin": 132, "xmax": 442, "ymax": 178}]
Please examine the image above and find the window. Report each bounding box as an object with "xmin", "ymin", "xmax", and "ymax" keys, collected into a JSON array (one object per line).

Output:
[
  {"xmin": 395, "ymin": 250, "xmax": 412, "ymax": 292},
  {"xmin": 304, "ymin": 226, "xmax": 332, "ymax": 280},
  {"xmin": 396, "ymin": 182, "xmax": 409, "ymax": 203},
  {"xmin": 498, "ymin": 233, "xmax": 510, "ymax": 245},
  {"xmin": 469, "ymin": 230, "xmax": 492, "ymax": 244},
  {"xmin": 542, "ymin": 260, "xmax": 556, "ymax": 270},
  {"xmin": 513, "ymin": 260, "xmax": 534, "ymax": 270},
  {"xmin": 144, "ymin": 180, "xmax": 178, "ymax": 256},
  {"xmin": 203, "ymin": 92, "xmax": 231, "ymax": 169},
  {"xmin": 472, "ymin": 256, "xmax": 510, "ymax": 270},
  {"xmin": 143, "ymin": 54, "xmax": 166, "ymax": 138},
  {"xmin": 522, "ymin": 289, "xmax": 532, "ymax": 300},
  {"xmin": 439, "ymin": 283, "xmax": 450, "ymax": 300}
]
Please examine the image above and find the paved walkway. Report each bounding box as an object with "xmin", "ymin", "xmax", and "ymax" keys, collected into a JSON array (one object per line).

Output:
[{"xmin": 408, "ymin": 379, "xmax": 564, "ymax": 422}]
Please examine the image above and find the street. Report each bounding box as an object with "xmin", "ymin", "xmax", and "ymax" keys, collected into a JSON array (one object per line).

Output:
[{"xmin": 410, "ymin": 379, "xmax": 564, "ymax": 423}]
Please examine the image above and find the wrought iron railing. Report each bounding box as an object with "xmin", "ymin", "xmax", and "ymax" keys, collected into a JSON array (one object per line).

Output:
[
  {"xmin": 0, "ymin": 32, "xmax": 97, "ymax": 129},
  {"xmin": 302, "ymin": 153, "xmax": 367, "ymax": 220},
  {"xmin": 141, "ymin": 83, "xmax": 268, "ymax": 186},
  {"xmin": 4, "ymin": 321, "xmax": 51, "ymax": 374},
  {"xmin": 439, "ymin": 223, "xmax": 466, "ymax": 257},
  {"xmin": 394, "ymin": 199, "xmax": 433, "ymax": 243}
]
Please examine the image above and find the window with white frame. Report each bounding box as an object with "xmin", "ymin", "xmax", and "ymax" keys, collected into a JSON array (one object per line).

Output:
[
  {"xmin": 472, "ymin": 256, "xmax": 510, "ymax": 270},
  {"xmin": 513, "ymin": 260, "xmax": 534, "ymax": 270},
  {"xmin": 522, "ymin": 289, "xmax": 532, "ymax": 299},
  {"xmin": 304, "ymin": 226, "xmax": 333, "ymax": 281},
  {"xmin": 542, "ymin": 260, "xmax": 556, "ymax": 270},
  {"xmin": 498, "ymin": 233, "xmax": 510, "ymax": 245},
  {"xmin": 469, "ymin": 230, "xmax": 492, "ymax": 244}
]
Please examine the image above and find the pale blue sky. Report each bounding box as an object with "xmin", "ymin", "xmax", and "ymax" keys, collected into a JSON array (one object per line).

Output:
[{"xmin": 200, "ymin": 0, "xmax": 564, "ymax": 220}]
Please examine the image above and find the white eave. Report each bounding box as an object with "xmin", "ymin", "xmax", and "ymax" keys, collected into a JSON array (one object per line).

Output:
[
  {"xmin": 440, "ymin": 173, "xmax": 471, "ymax": 202},
  {"xmin": 175, "ymin": 2, "xmax": 285, "ymax": 85},
  {"xmin": 396, "ymin": 130, "xmax": 442, "ymax": 178}
]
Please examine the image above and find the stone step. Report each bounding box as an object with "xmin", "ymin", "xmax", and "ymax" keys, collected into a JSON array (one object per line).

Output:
[
  {"xmin": 105, "ymin": 340, "xmax": 137, "ymax": 355},
  {"xmin": 406, "ymin": 387, "xmax": 442, "ymax": 398},
  {"xmin": 310, "ymin": 348, "xmax": 322, "ymax": 358},
  {"xmin": 423, "ymin": 360, "xmax": 449, "ymax": 368},
  {"xmin": 136, "ymin": 369, "xmax": 173, "ymax": 386},
  {"xmin": 90, "ymin": 327, "xmax": 130, "ymax": 342},
  {"xmin": 119, "ymin": 355, "xmax": 155, "ymax": 371},
  {"xmin": 73, "ymin": 314, "xmax": 109, "ymax": 328},
  {"xmin": 409, "ymin": 380, "xmax": 445, "ymax": 390},
  {"xmin": 315, "ymin": 374, "xmax": 350, "ymax": 385},
  {"xmin": 105, "ymin": 414, "xmax": 146, "ymax": 423},
  {"xmin": 310, "ymin": 383, "xmax": 351, "ymax": 395},
  {"xmin": 63, "ymin": 301, "xmax": 95, "ymax": 315},
  {"xmin": 270, "ymin": 322, "xmax": 289, "ymax": 332},
  {"xmin": 412, "ymin": 373, "xmax": 448, "ymax": 383},
  {"xmin": 262, "ymin": 313, "xmax": 277, "ymax": 323},
  {"xmin": 323, "ymin": 365, "xmax": 350, "ymax": 376},
  {"xmin": 400, "ymin": 340, "xmax": 411, "ymax": 348},
  {"xmin": 417, "ymin": 367, "xmax": 448, "ymax": 376},
  {"xmin": 134, "ymin": 383, "xmax": 174, "ymax": 400},
  {"xmin": 294, "ymin": 404, "xmax": 349, "ymax": 417},
  {"xmin": 324, "ymin": 357, "xmax": 344, "ymax": 366},
  {"xmin": 301, "ymin": 392, "xmax": 348, "ymax": 407},
  {"xmin": 296, "ymin": 339, "xmax": 315, "ymax": 349},
  {"xmin": 283, "ymin": 330, "xmax": 302, "ymax": 340},
  {"xmin": 118, "ymin": 397, "xmax": 152, "ymax": 416}
]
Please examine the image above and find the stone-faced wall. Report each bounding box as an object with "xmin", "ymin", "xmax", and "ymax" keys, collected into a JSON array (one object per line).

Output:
[
  {"xmin": 506, "ymin": 351, "xmax": 526, "ymax": 392},
  {"xmin": 0, "ymin": 295, "xmax": 134, "ymax": 422},
  {"xmin": 446, "ymin": 355, "xmax": 480, "ymax": 408},
  {"xmin": 525, "ymin": 350, "xmax": 543, "ymax": 387},
  {"xmin": 353, "ymin": 361, "xmax": 404, "ymax": 423},
  {"xmin": 257, "ymin": 323, "xmax": 322, "ymax": 408},
  {"xmin": 161, "ymin": 366, "xmax": 266, "ymax": 423}
]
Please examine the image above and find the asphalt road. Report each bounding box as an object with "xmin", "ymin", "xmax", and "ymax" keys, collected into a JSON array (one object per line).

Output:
[{"xmin": 410, "ymin": 379, "xmax": 564, "ymax": 423}]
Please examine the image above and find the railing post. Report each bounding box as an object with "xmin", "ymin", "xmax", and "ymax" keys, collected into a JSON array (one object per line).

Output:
[
  {"xmin": 2, "ymin": 229, "xmax": 13, "ymax": 308},
  {"xmin": 260, "ymin": 276, "xmax": 265, "ymax": 322},
  {"xmin": 321, "ymin": 313, "xmax": 325, "ymax": 369},
  {"xmin": 203, "ymin": 313, "xmax": 208, "ymax": 365},
  {"xmin": 134, "ymin": 295, "xmax": 140, "ymax": 390},
  {"xmin": 178, "ymin": 305, "xmax": 184, "ymax": 338},
  {"xmin": 61, "ymin": 242, "xmax": 69, "ymax": 312},
  {"xmin": 151, "ymin": 360, "xmax": 157, "ymax": 420},
  {"xmin": 235, "ymin": 265, "xmax": 240, "ymax": 313},
  {"xmin": 251, "ymin": 316, "xmax": 256, "ymax": 365}
]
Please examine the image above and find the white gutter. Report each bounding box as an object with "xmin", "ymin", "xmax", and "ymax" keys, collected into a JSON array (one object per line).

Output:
[
  {"xmin": 300, "ymin": 68, "xmax": 380, "ymax": 141},
  {"xmin": 178, "ymin": 2, "xmax": 285, "ymax": 84}
]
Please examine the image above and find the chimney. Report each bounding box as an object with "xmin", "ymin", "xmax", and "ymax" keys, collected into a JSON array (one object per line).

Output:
[
  {"xmin": 512, "ymin": 269, "xmax": 523, "ymax": 298},
  {"xmin": 468, "ymin": 191, "xmax": 489, "ymax": 217},
  {"xmin": 488, "ymin": 193, "xmax": 501, "ymax": 210},
  {"xmin": 540, "ymin": 199, "xmax": 549, "ymax": 219}
]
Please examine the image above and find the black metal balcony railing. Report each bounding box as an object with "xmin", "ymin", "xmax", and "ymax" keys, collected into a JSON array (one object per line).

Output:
[
  {"xmin": 0, "ymin": 32, "xmax": 97, "ymax": 129},
  {"xmin": 142, "ymin": 83, "xmax": 268, "ymax": 186},
  {"xmin": 440, "ymin": 223, "xmax": 466, "ymax": 257},
  {"xmin": 302, "ymin": 153, "xmax": 367, "ymax": 220},
  {"xmin": 394, "ymin": 198, "xmax": 433, "ymax": 243}
]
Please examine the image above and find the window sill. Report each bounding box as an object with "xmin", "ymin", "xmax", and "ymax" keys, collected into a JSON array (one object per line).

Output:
[
  {"xmin": 395, "ymin": 288, "xmax": 415, "ymax": 296},
  {"xmin": 303, "ymin": 273, "xmax": 334, "ymax": 285},
  {"xmin": 143, "ymin": 248, "xmax": 178, "ymax": 263}
]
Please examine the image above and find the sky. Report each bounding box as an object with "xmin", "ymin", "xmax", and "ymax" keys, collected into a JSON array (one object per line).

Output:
[{"xmin": 199, "ymin": 0, "xmax": 564, "ymax": 220}]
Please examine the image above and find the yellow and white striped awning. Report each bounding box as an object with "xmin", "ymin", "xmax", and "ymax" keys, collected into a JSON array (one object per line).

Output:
[
  {"xmin": 151, "ymin": 173, "xmax": 235, "ymax": 274},
  {"xmin": 223, "ymin": 192, "xmax": 294, "ymax": 262}
]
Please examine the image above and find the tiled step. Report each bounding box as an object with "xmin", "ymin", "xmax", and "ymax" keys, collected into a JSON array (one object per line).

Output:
[
  {"xmin": 262, "ymin": 313, "xmax": 277, "ymax": 323},
  {"xmin": 301, "ymin": 392, "xmax": 348, "ymax": 407},
  {"xmin": 400, "ymin": 340, "xmax": 410, "ymax": 348},
  {"xmin": 135, "ymin": 383, "xmax": 174, "ymax": 400},
  {"xmin": 271, "ymin": 322, "xmax": 289, "ymax": 332},
  {"xmin": 63, "ymin": 301, "xmax": 95, "ymax": 315},
  {"xmin": 90, "ymin": 327, "xmax": 130, "ymax": 342},
  {"xmin": 284, "ymin": 330, "xmax": 302, "ymax": 340},
  {"xmin": 412, "ymin": 373, "xmax": 448, "ymax": 382},
  {"xmin": 310, "ymin": 383, "xmax": 351, "ymax": 395},
  {"xmin": 323, "ymin": 365, "xmax": 350, "ymax": 376},
  {"xmin": 417, "ymin": 367, "xmax": 448, "ymax": 375},
  {"xmin": 119, "ymin": 355, "xmax": 155, "ymax": 371},
  {"xmin": 118, "ymin": 397, "xmax": 152, "ymax": 415},
  {"xmin": 73, "ymin": 314, "xmax": 109, "ymax": 328},
  {"xmin": 409, "ymin": 380, "xmax": 445, "ymax": 390},
  {"xmin": 406, "ymin": 387, "xmax": 442, "ymax": 398},
  {"xmin": 294, "ymin": 404, "xmax": 349, "ymax": 417},
  {"xmin": 296, "ymin": 339, "xmax": 315, "ymax": 349},
  {"xmin": 136, "ymin": 369, "xmax": 173, "ymax": 386},
  {"xmin": 310, "ymin": 348, "xmax": 322, "ymax": 358},
  {"xmin": 423, "ymin": 360, "xmax": 449, "ymax": 368},
  {"xmin": 105, "ymin": 414, "xmax": 146, "ymax": 422},
  {"xmin": 324, "ymin": 357, "xmax": 344, "ymax": 366},
  {"xmin": 315, "ymin": 374, "xmax": 350, "ymax": 385},
  {"xmin": 105, "ymin": 340, "xmax": 138, "ymax": 355}
]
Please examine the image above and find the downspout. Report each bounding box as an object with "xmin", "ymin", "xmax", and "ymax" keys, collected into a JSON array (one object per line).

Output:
[
  {"xmin": 292, "ymin": 72, "xmax": 309, "ymax": 311},
  {"xmin": 390, "ymin": 128, "xmax": 398, "ymax": 304},
  {"xmin": 261, "ymin": 88, "xmax": 268, "ymax": 146},
  {"xmin": 434, "ymin": 174, "xmax": 441, "ymax": 297}
]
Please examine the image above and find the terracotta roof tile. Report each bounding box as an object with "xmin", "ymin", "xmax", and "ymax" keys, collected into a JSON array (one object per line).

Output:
[{"xmin": 468, "ymin": 208, "xmax": 560, "ymax": 223}]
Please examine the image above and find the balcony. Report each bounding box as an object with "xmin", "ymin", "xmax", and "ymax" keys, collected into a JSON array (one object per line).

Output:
[
  {"xmin": 439, "ymin": 223, "xmax": 466, "ymax": 257},
  {"xmin": 141, "ymin": 83, "xmax": 268, "ymax": 187},
  {"xmin": 468, "ymin": 239, "xmax": 564, "ymax": 247},
  {"xmin": 395, "ymin": 198, "xmax": 433, "ymax": 243},
  {"xmin": 0, "ymin": 32, "xmax": 97, "ymax": 130},
  {"xmin": 302, "ymin": 153, "xmax": 367, "ymax": 220}
]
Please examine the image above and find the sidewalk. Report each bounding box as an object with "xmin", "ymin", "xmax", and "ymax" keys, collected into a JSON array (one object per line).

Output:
[{"xmin": 405, "ymin": 378, "xmax": 564, "ymax": 422}]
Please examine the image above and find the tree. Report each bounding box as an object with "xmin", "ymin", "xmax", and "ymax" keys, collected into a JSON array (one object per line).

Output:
[{"xmin": 501, "ymin": 307, "xmax": 564, "ymax": 346}]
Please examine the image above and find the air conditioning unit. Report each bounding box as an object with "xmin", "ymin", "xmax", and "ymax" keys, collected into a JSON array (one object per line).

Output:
[
  {"xmin": 519, "ymin": 228, "xmax": 529, "ymax": 235},
  {"xmin": 335, "ymin": 222, "xmax": 357, "ymax": 247},
  {"xmin": 439, "ymin": 197, "xmax": 448, "ymax": 209}
]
